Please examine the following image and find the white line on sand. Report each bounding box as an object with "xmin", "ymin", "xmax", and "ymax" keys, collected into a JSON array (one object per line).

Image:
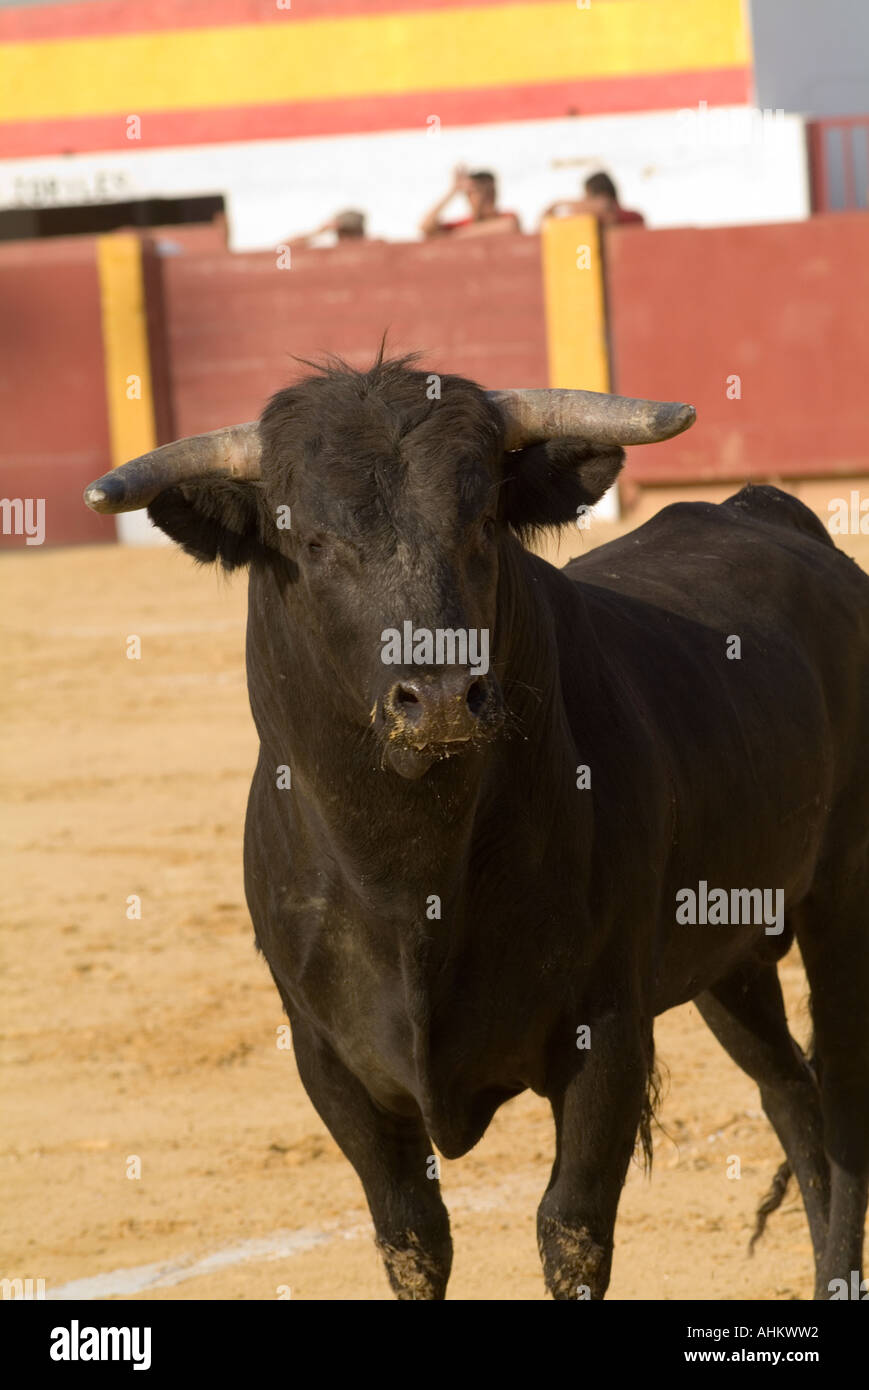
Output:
[
  {"xmin": 46, "ymin": 1172, "xmax": 545, "ymax": 1300},
  {"xmin": 46, "ymin": 1226, "xmax": 347, "ymax": 1300}
]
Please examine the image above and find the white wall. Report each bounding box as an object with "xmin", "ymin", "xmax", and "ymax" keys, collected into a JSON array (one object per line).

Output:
[{"xmin": 1, "ymin": 105, "xmax": 809, "ymax": 252}]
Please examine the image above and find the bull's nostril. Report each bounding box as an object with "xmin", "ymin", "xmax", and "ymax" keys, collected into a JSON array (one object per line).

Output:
[
  {"xmin": 466, "ymin": 678, "xmax": 487, "ymax": 717},
  {"xmin": 386, "ymin": 676, "xmax": 490, "ymax": 741}
]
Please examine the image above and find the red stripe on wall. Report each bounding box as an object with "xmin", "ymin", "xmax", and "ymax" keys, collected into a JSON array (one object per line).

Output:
[
  {"xmin": 0, "ymin": 0, "xmax": 560, "ymax": 42},
  {"xmin": 0, "ymin": 67, "xmax": 751, "ymax": 159}
]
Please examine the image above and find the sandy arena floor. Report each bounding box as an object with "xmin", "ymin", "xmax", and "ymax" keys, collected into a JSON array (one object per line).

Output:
[{"xmin": 3, "ymin": 520, "xmax": 867, "ymax": 1301}]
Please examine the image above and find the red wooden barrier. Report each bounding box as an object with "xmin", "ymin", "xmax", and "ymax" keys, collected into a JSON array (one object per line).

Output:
[
  {"xmin": 605, "ymin": 214, "xmax": 869, "ymax": 484},
  {"xmin": 3, "ymin": 216, "xmax": 867, "ymax": 548},
  {"xmin": 159, "ymin": 234, "xmax": 548, "ymax": 436},
  {"xmin": 0, "ymin": 236, "xmax": 111, "ymax": 547}
]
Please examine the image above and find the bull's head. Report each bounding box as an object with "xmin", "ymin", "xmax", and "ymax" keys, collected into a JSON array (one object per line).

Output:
[{"xmin": 84, "ymin": 359, "xmax": 694, "ymax": 779}]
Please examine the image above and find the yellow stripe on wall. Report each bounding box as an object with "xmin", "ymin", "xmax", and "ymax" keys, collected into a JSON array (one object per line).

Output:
[
  {"xmin": 2, "ymin": 0, "xmax": 748, "ymax": 122},
  {"xmin": 97, "ymin": 234, "xmax": 157, "ymax": 473},
  {"xmin": 541, "ymin": 214, "xmax": 609, "ymax": 392}
]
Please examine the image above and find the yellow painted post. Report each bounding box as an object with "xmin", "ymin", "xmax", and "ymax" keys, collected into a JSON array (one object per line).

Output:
[
  {"xmin": 540, "ymin": 214, "xmax": 610, "ymax": 392},
  {"xmin": 539, "ymin": 214, "xmax": 616, "ymax": 557},
  {"xmin": 96, "ymin": 232, "xmax": 157, "ymax": 471}
]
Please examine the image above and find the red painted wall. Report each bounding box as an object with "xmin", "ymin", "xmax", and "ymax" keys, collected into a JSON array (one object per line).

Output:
[
  {"xmin": 606, "ymin": 213, "xmax": 869, "ymax": 484},
  {"xmin": 3, "ymin": 217, "xmax": 867, "ymax": 549},
  {"xmin": 0, "ymin": 236, "xmax": 111, "ymax": 547},
  {"xmin": 159, "ymin": 234, "xmax": 548, "ymax": 436}
]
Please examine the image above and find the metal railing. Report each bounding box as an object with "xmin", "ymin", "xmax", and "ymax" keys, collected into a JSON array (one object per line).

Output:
[{"xmin": 807, "ymin": 116, "xmax": 869, "ymax": 211}]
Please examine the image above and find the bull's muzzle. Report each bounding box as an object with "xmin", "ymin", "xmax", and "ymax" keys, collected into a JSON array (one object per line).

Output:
[{"xmin": 381, "ymin": 671, "xmax": 501, "ymax": 779}]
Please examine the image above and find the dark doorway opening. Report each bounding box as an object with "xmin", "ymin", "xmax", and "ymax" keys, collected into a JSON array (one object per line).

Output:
[{"xmin": 0, "ymin": 193, "xmax": 225, "ymax": 242}]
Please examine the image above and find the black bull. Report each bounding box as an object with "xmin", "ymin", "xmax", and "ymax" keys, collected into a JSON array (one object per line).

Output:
[{"xmin": 85, "ymin": 357, "xmax": 869, "ymax": 1299}]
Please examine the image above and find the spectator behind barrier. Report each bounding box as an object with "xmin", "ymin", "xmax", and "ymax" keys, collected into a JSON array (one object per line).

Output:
[
  {"xmin": 286, "ymin": 209, "xmax": 367, "ymax": 248},
  {"xmin": 541, "ymin": 171, "xmax": 645, "ymax": 228},
  {"xmin": 420, "ymin": 166, "xmax": 521, "ymax": 238}
]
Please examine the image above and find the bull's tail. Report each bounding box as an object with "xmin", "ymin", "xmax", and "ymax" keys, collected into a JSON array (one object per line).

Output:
[
  {"xmin": 749, "ymin": 1158, "xmax": 793, "ymax": 1252},
  {"xmin": 636, "ymin": 1042, "xmax": 668, "ymax": 1175},
  {"xmin": 748, "ymin": 1035, "xmax": 819, "ymax": 1253}
]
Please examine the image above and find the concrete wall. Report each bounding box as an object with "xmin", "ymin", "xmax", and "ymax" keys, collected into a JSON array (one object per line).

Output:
[
  {"xmin": 750, "ymin": 0, "xmax": 869, "ymax": 118},
  {"xmin": 1, "ymin": 0, "xmax": 752, "ymax": 159}
]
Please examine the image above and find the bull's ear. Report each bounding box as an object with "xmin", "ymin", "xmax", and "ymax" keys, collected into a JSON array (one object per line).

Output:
[
  {"xmin": 148, "ymin": 479, "xmax": 269, "ymax": 570},
  {"xmin": 501, "ymin": 438, "xmax": 624, "ymax": 537}
]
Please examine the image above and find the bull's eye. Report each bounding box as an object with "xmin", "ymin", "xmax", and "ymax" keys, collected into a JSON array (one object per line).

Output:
[
  {"xmin": 481, "ymin": 516, "xmax": 497, "ymax": 540},
  {"xmin": 307, "ymin": 540, "xmax": 324, "ymax": 557}
]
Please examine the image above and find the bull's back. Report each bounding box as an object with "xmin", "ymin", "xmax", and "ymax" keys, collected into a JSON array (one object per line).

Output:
[
  {"xmin": 565, "ymin": 485, "xmax": 868, "ymax": 668},
  {"xmin": 560, "ymin": 485, "xmax": 869, "ymax": 947}
]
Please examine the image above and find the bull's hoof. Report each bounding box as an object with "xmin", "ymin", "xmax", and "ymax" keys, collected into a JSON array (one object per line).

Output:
[
  {"xmin": 376, "ymin": 1230, "xmax": 449, "ymax": 1300},
  {"xmin": 538, "ymin": 1215, "xmax": 610, "ymax": 1300}
]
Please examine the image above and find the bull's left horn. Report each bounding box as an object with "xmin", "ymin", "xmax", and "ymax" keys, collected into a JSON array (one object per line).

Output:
[
  {"xmin": 83, "ymin": 422, "xmax": 262, "ymax": 514},
  {"xmin": 489, "ymin": 389, "xmax": 696, "ymax": 450}
]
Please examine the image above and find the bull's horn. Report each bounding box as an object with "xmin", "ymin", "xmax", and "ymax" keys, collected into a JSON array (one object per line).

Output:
[
  {"xmin": 489, "ymin": 388, "xmax": 696, "ymax": 450},
  {"xmin": 83, "ymin": 422, "xmax": 261, "ymax": 514}
]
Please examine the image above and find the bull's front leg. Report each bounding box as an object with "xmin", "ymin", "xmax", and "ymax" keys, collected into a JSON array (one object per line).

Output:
[
  {"xmin": 290, "ymin": 1015, "xmax": 452, "ymax": 1300},
  {"xmin": 538, "ymin": 1011, "xmax": 652, "ymax": 1300}
]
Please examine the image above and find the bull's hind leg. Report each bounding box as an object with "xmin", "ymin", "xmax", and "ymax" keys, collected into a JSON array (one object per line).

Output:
[
  {"xmin": 694, "ymin": 958, "xmax": 829, "ymax": 1265},
  {"xmin": 538, "ymin": 1011, "xmax": 653, "ymax": 1299},
  {"xmin": 797, "ymin": 873, "xmax": 869, "ymax": 1298},
  {"xmin": 289, "ymin": 1016, "xmax": 452, "ymax": 1300}
]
